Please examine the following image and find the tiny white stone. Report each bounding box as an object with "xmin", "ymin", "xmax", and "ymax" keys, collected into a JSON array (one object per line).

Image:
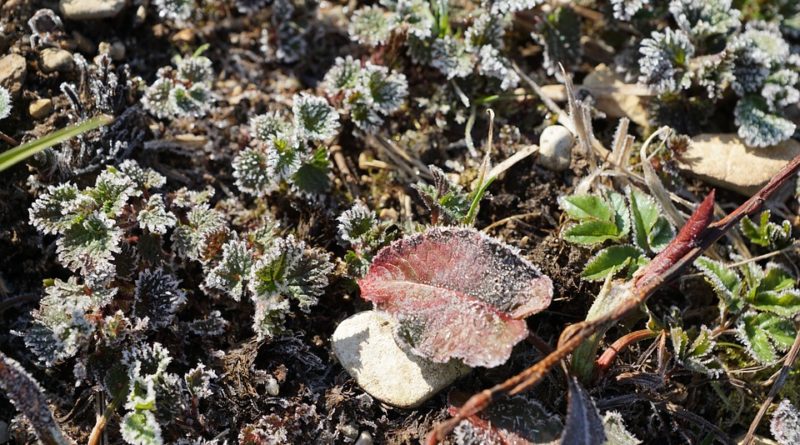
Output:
[
  {"xmin": 538, "ymin": 125, "xmax": 575, "ymax": 172},
  {"xmin": 332, "ymin": 311, "xmax": 470, "ymax": 408}
]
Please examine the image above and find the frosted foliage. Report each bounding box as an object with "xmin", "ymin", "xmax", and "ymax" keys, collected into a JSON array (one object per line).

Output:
[
  {"xmin": 669, "ymin": 0, "xmax": 740, "ymax": 40},
  {"xmin": 639, "ymin": 28, "xmax": 695, "ymax": 93},
  {"xmin": 453, "ymin": 396, "xmax": 562, "ymax": 444},
  {"xmin": 487, "ymin": 0, "xmax": 543, "ymax": 16},
  {"xmin": 133, "ymin": 268, "xmax": 187, "ymax": 328},
  {"xmin": 772, "ymin": 400, "xmax": 800, "ymax": 445},
  {"xmin": 359, "ymin": 227, "xmax": 553, "ymax": 367},
  {"xmin": 611, "ymin": 0, "xmax": 648, "ymax": 20}
]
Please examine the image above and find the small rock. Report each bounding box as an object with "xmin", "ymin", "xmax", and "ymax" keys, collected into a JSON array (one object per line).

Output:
[
  {"xmin": 355, "ymin": 431, "xmax": 373, "ymax": 445},
  {"xmin": 0, "ymin": 54, "xmax": 27, "ymax": 98},
  {"xmin": 583, "ymin": 64, "xmax": 650, "ymax": 128},
  {"xmin": 29, "ymin": 98, "xmax": 54, "ymax": 119},
  {"xmin": 264, "ymin": 374, "xmax": 279, "ymax": 396},
  {"xmin": 60, "ymin": 0, "xmax": 126, "ymax": 20},
  {"xmin": 677, "ymin": 134, "xmax": 800, "ymax": 196},
  {"xmin": 40, "ymin": 48, "xmax": 74, "ymax": 73},
  {"xmin": 332, "ymin": 311, "xmax": 470, "ymax": 408},
  {"xmin": 538, "ymin": 125, "xmax": 574, "ymax": 172}
]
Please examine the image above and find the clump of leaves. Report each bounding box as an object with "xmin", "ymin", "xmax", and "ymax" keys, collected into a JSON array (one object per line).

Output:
[
  {"xmin": 740, "ymin": 210, "xmax": 793, "ymax": 251},
  {"xmin": 696, "ymin": 256, "xmax": 800, "ymax": 364},
  {"xmin": 337, "ymin": 201, "xmax": 398, "ymax": 277},
  {"xmin": 322, "ymin": 57, "xmax": 408, "ymax": 133},
  {"xmin": 142, "ymin": 46, "xmax": 214, "ymax": 119},
  {"xmin": 772, "ymin": 399, "xmax": 800, "ymax": 445},
  {"xmin": 232, "ymin": 93, "xmax": 339, "ymax": 196},
  {"xmin": 559, "ymin": 186, "xmax": 675, "ymax": 281},
  {"xmin": 359, "ymin": 226, "xmax": 553, "ymax": 367}
]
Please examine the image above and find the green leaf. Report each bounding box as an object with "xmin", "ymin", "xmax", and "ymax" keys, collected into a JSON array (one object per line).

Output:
[
  {"xmin": 695, "ymin": 257, "xmax": 743, "ymax": 314},
  {"xmin": 121, "ymin": 411, "xmax": 163, "ymax": 445},
  {"xmin": 582, "ymin": 245, "xmax": 642, "ymax": 281},
  {"xmin": 748, "ymin": 265, "xmax": 800, "ymax": 317},
  {"xmin": 740, "ymin": 210, "xmax": 793, "ymax": 250},
  {"xmin": 563, "ymin": 220, "xmax": 625, "ymax": 245},
  {"xmin": 738, "ymin": 312, "xmax": 797, "ymax": 364},
  {"xmin": 292, "ymin": 147, "xmax": 330, "ymax": 194},
  {"xmin": 0, "ymin": 114, "xmax": 113, "ymax": 172},
  {"xmin": 560, "ymin": 194, "xmax": 614, "ymax": 222},
  {"xmin": 627, "ymin": 186, "xmax": 674, "ymax": 253}
]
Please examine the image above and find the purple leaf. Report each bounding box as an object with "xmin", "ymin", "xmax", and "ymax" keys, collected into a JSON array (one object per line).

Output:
[{"xmin": 359, "ymin": 227, "xmax": 553, "ymax": 368}]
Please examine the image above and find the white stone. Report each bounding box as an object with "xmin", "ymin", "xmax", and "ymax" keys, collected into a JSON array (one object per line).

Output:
[
  {"xmin": 677, "ymin": 134, "xmax": 800, "ymax": 196},
  {"xmin": 60, "ymin": 0, "xmax": 126, "ymax": 20},
  {"xmin": 538, "ymin": 125, "xmax": 574, "ymax": 172},
  {"xmin": 332, "ymin": 311, "xmax": 470, "ymax": 408},
  {"xmin": 40, "ymin": 48, "xmax": 74, "ymax": 73}
]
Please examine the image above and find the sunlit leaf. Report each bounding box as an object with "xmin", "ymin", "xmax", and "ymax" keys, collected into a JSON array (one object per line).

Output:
[
  {"xmin": 359, "ymin": 227, "xmax": 553, "ymax": 368},
  {"xmin": 582, "ymin": 245, "xmax": 643, "ymax": 281}
]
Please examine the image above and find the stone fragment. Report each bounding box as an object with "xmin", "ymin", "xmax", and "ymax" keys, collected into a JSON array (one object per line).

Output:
[
  {"xmin": 538, "ymin": 125, "xmax": 574, "ymax": 172},
  {"xmin": 40, "ymin": 48, "xmax": 74, "ymax": 73},
  {"xmin": 60, "ymin": 0, "xmax": 126, "ymax": 20},
  {"xmin": 583, "ymin": 64, "xmax": 650, "ymax": 127},
  {"xmin": 0, "ymin": 54, "xmax": 27, "ymax": 97},
  {"xmin": 331, "ymin": 310, "xmax": 470, "ymax": 408},
  {"xmin": 29, "ymin": 98, "xmax": 54, "ymax": 119},
  {"xmin": 677, "ymin": 134, "xmax": 800, "ymax": 196}
]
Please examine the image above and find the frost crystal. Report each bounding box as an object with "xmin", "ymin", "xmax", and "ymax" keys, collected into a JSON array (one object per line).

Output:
[
  {"xmin": 477, "ymin": 45, "xmax": 519, "ymax": 90},
  {"xmin": 487, "ymin": 0, "xmax": 543, "ymax": 16},
  {"xmin": 337, "ymin": 202, "xmax": 377, "ymax": 246},
  {"xmin": 639, "ymin": 28, "xmax": 695, "ymax": 93},
  {"xmin": 772, "ymin": 400, "xmax": 800, "ymax": 445},
  {"xmin": 0, "ymin": 85, "xmax": 11, "ymax": 120},
  {"xmin": 184, "ymin": 363, "xmax": 217, "ymax": 399}
]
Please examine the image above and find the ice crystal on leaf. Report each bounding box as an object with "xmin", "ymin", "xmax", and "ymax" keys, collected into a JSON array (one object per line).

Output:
[
  {"xmin": 173, "ymin": 205, "xmax": 229, "ymax": 264},
  {"xmin": 669, "ymin": 0, "xmax": 740, "ymax": 42},
  {"xmin": 204, "ymin": 238, "xmax": 254, "ymax": 301},
  {"xmin": 639, "ymin": 28, "xmax": 695, "ymax": 94},
  {"xmin": 359, "ymin": 227, "xmax": 553, "ymax": 367},
  {"xmin": 154, "ymin": 0, "xmax": 194, "ymax": 23},
  {"xmin": 772, "ymin": 399, "xmax": 800, "ymax": 445},
  {"xmin": 486, "ymin": 0, "xmax": 542, "ymax": 16},
  {"xmin": 610, "ymin": 0, "xmax": 648, "ymax": 21},
  {"xmin": 337, "ymin": 202, "xmax": 377, "ymax": 247},
  {"xmin": 133, "ymin": 268, "xmax": 187, "ymax": 328},
  {"xmin": 291, "ymin": 93, "xmax": 340, "ymax": 141},
  {"xmin": 734, "ymin": 95, "xmax": 796, "ymax": 148},
  {"xmin": 138, "ymin": 195, "xmax": 177, "ymax": 235},
  {"xmin": 142, "ymin": 50, "xmax": 214, "ymax": 120},
  {"xmin": 430, "ymin": 36, "xmax": 474, "ymax": 80}
]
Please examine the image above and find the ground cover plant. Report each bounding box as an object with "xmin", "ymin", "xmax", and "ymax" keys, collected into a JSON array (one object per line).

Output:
[{"xmin": 1, "ymin": 0, "xmax": 800, "ymax": 444}]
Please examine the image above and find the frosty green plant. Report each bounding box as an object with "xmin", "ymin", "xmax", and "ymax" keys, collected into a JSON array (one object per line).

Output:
[
  {"xmin": 696, "ymin": 257, "xmax": 800, "ymax": 364},
  {"xmin": 559, "ymin": 186, "xmax": 675, "ymax": 281},
  {"xmin": 740, "ymin": 210, "xmax": 793, "ymax": 250},
  {"xmin": 142, "ymin": 47, "xmax": 214, "ymax": 119},
  {"xmin": 233, "ymin": 93, "xmax": 338, "ymax": 195}
]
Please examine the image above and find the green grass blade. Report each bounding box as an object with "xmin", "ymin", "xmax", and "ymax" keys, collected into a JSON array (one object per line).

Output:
[{"xmin": 0, "ymin": 114, "xmax": 114, "ymax": 172}]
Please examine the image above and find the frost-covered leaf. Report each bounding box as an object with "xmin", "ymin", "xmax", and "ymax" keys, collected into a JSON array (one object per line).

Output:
[
  {"xmin": 627, "ymin": 186, "xmax": 675, "ymax": 253},
  {"xmin": 249, "ymin": 236, "xmax": 333, "ymax": 339},
  {"xmin": 337, "ymin": 201, "xmax": 377, "ymax": 247},
  {"xmin": 487, "ymin": 0, "xmax": 543, "ymax": 15},
  {"xmin": 184, "ymin": 363, "xmax": 216, "ymax": 399},
  {"xmin": 29, "ymin": 183, "xmax": 82, "ymax": 235},
  {"xmin": 450, "ymin": 393, "xmax": 562, "ymax": 444},
  {"xmin": 413, "ymin": 165, "xmax": 470, "ymax": 225},
  {"xmin": 232, "ymin": 146, "xmax": 273, "ymax": 195},
  {"xmin": 291, "ymin": 147, "xmax": 330, "ymax": 195},
  {"xmin": 734, "ymin": 95, "xmax": 796, "ymax": 148},
  {"xmin": 56, "ymin": 211, "xmax": 122, "ymax": 280},
  {"xmin": 173, "ymin": 205, "xmax": 229, "ymax": 263},
  {"xmin": 138, "ymin": 195, "xmax": 176, "ymax": 235},
  {"xmin": 121, "ymin": 410, "xmax": 163, "ymax": 445},
  {"xmin": 118, "ymin": 161, "xmax": 167, "ymax": 191},
  {"xmin": 602, "ymin": 411, "xmax": 641, "ymax": 445},
  {"xmin": 740, "ymin": 210, "xmax": 793, "ymax": 250},
  {"xmin": 133, "ymin": 268, "xmax": 187, "ymax": 328},
  {"xmin": 204, "ymin": 238, "xmax": 253, "ymax": 301},
  {"xmin": 639, "ymin": 28, "xmax": 695, "ymax": 94},
  {"xmin": 582, "ymin": 245, "xmax": 644, "ymax": 281},
  {"xmin": 359, "ymin": 227, "xmax": 553, "ymax": 368},
  {"xmin": 533, "ymin": 6, "xmax": 582, "ymax": 77},
  {"xmin": 771, "ymin": 399, "xmax": 800, "ymax": 445},
  {"xmin": 669, "ymin": 0, "xmax": 740, "ymax": 42},
  {"xmin": 562, "ymin": 377, "xmax": 606, "ymax": 445},
  {"xmin": 0, "ymin": 352, "xmax": 73, "ymax": 445},
  {"xmin": 737, "ymin": 312, "xmax": 796, "ymax": 364},
  {"xmin": 430, "ymin": 36, "xmax": 474, "ymax": 80},
  {"xmin": 670, "ymin": 325, "xmax": 722, "ymax": 377},
  {"xmin": 746, "ymin": 264, "xmax": 800, "ymax": 318},
  {"xmin": 695, "ymin": 256, "xmax": 743, "ymax": 314},
  {"xmin": 349, "ymin": 5, "xmax": 395, "ymax": 47},
  {"xmin": 291, "ymin": 93, "xmax": 339, "ymax": 141},
  {"xmin": 610, "ymin": 0, "xmax": 648, "ymax": 21}
]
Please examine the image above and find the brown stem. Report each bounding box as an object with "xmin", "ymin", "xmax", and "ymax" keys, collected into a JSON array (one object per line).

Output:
[
  {"xmin": 426, "ymin": 153, "xmax": 800, "ymax": 444},
  {"xmin": 594, "ymin": 329, "xmax": 658, "ymax": 379},
  {"xmin": 87, "ymin": 385, "xmax": 126, "ymax": 445}
]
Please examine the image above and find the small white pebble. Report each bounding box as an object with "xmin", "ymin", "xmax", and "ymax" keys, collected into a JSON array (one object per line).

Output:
[
  {"xmin": 265, "ymin": 375, "xmax": 279, "ymax": 396},
  {"xmin": 538, "ymin": 125, "xmax": 575, "ymax": 172},
  {"xmin": 355, "ymin": 431, "xmax": 373, "ymax": 445}
]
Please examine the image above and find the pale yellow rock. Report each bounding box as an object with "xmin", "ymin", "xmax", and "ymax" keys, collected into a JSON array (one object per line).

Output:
[
  {"xmin": 29, "ymin": 98, "xmax": 53, "ymax": 119},
  {"xmin": 583, "ymin": 64, "xmax": 650, "ymax": 127},
  {"xmin": 332, "ymin": 311, "xmax": 470, "ymax": 408},
  {"xmin": 677, "ymin": 134, "xmax": 800, "ymax": 196}
]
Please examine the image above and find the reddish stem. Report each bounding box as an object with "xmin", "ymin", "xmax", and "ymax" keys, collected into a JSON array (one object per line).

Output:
[{"xmin": 594, "ymin": 329, "xmax": 657, "ymax": 379}]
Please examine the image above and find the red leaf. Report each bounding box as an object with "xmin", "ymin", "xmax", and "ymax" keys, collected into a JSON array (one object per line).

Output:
[{"xmin": 358, "ymin": 227, "xmax": 553, "ymax": 368}]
